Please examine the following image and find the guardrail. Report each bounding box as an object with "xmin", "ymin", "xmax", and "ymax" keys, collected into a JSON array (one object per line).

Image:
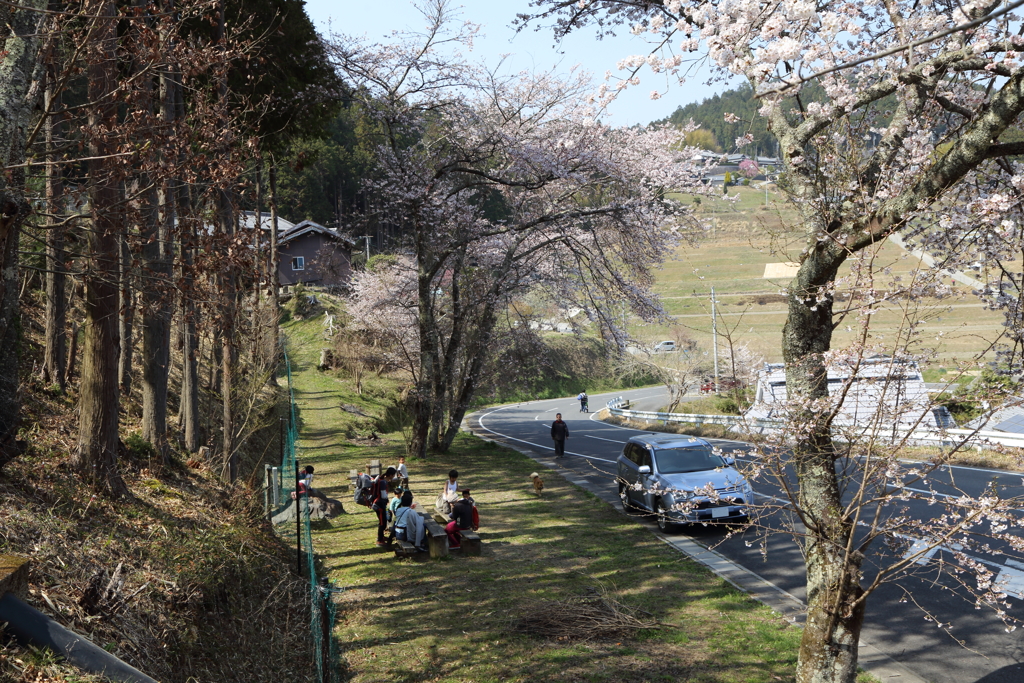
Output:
[
  {"xmin": 605, "ymin": 396, "xmax": 782, "ymax": 430},
  {"xmin": 604, "ymin": 397, "xmax": 1024, "ymax": 449}
]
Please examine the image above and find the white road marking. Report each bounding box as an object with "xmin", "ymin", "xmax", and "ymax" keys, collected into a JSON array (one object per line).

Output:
[
  {"xmin": 476, "ymin": 407, "xmax": 616, "ymax": 463},
  {"xmin": 902, "ymin": 538, "xmax": 941, "ymax": 566},
  {"xmin": 996, "ymin": 566, "xmax": 1024, "ymax": 599},
  {"xmin": 585, "ymin": 435, "xmax": 625, "ymax": 443},
  {"xmin": 901, "ymin": 487, "xmax": 959, "ymax": 499}
]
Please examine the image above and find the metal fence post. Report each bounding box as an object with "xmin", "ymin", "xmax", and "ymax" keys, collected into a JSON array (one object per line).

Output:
[
  {"xmin": 296, "ymin": 458, "xmax": 302, "ymax": 575},
  {"xmin": 271, "ymin": 467, "xmax": 280, "ymax": 506},
  {"xmin": 264, "ymin": 464, "xmax": 271, "ymax": 518},
  {"xmin": 320, "ymin": 577, "xmax": 331, "ymax": 683}
]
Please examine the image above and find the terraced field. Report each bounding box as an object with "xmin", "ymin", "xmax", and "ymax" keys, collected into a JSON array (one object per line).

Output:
[{"xmin": 650, "ymin": 186, "xmax": 1006, "ymax": 365}]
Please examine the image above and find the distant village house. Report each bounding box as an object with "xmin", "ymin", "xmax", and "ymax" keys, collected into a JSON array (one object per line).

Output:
[{"xmin": 239, "ymin": 213, "xmax": 354, "ymax": 289}]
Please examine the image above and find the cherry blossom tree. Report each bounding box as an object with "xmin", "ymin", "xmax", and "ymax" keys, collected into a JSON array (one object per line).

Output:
[
  {"xmin": 333, "ymin": 0, "xmax": 711, "ymax": 458},
  {"xmin": 523, "ymin": 0, "xmax": 1024, "ymax": 681}
]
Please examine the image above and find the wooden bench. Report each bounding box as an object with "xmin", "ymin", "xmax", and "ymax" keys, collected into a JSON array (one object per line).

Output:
[
  {"xmin": 391, "ymin": 510, "xmax": 450, "ymax": 559},
  {"xmin": 394, "ymin": 539, "xmax": 419, "ymax": 558},
  {"xmin": 422, "ymin": 515, "xmax": 449, "ymax": 558},
  {"xmin": 459, "ymin": 531, "xmax": 481, "ymax": 556},
  {"xmin": 431, "ymin": 508, "xmax": 482, "ymax": 556}
]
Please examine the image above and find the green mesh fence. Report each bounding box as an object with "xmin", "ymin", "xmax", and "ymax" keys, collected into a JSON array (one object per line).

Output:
[{"xmin": 273, "ymin": 351, "xmax": 340, "ymax": 683}]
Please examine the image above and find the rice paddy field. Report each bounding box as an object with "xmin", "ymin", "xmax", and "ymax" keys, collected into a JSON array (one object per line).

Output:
[{"xmin": 648, "ymin": 185, "xmax": 1006, "ymax": 368}]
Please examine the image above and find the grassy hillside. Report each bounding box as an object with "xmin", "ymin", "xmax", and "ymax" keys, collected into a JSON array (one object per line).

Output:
[
  {"xmin": 651, "ymin": 186, "xmax": 1006, "ymax": 366},
  {"xmin": 0, "ymin": 407, "xmax": 314, "ymax": 683},
  {"xmin": 282, "ymin": 315, "xmax": 820, "ymax": 683},
  {"xmin": 0, "ymin": 300, "xmax": 312, "ymax": 683}
]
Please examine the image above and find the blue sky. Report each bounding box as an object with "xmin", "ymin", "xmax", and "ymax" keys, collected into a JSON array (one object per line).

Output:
[{"xmin": 303, "ymin": 0, "xmax": 729, "ymax": 126}]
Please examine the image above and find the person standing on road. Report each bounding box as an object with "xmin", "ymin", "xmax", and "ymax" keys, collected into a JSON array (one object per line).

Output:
[{"xmin": 551, "ymin": 413, "xmax": 569, "ymax": 457}]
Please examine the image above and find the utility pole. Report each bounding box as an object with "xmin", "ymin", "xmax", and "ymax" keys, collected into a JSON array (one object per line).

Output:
[
  {"xmin": 359, "ymin": 235, "xmax": 372, "ymax": 262},
  {"xmin": 711, "ymin": 287, "xmax": 719, "ymax": 392}
]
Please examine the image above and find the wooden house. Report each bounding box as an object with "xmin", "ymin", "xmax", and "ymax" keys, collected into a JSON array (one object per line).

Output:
[{"xmin": 278, "ymin": 220, "xmax": 354, "ymax": 289}]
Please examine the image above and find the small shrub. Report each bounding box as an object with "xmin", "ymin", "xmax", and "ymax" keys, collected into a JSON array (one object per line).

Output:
[
  {"xmin": 124, "ymin": 432, "xmax": 156, "ymax": 460},
  {"xmin": 714, "ymin": 396, "xmax": 740, "ymax": 414}
]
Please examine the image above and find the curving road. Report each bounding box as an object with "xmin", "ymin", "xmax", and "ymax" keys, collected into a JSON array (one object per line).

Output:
[{"xmin": 468, "ymin": 386, "xmax": 1024, "ymax": 683}]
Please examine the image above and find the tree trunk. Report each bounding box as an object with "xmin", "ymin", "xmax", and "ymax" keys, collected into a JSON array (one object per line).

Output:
[
  {"xmin": 179, "ymin": 202, "xmax": 200, "ymax": 452},
  {"xmin": 785, "ymin": 243, "xmax": 866, "ymax": 683},
  {"xmin": 118, "ymin": 224, "xmax": 133, "ymax": 398},
  {"xmin": 410, "ymin": 259, "xmax": 439, "ymax": 459},
  {"xmin": 217, "ymin": 189, "xmax": 237, "ymax": 482},
  {"xmin": 174, "ymin": 91, "xmax": 200, "ymax": 453},
  {"xmin": 140, "ymin": 48, "xmax": 175, "ymax": 464},
  {"xmin": 267, "ymin": 160, "xmax": 280, "ymax": 385},
  {"xmin": 0, "ymin": 0, "xmax": 47, "ymax": 466},
  {"xmin": 64, "ymin": 319, "xmax": 79, "ymax": 386},
  {"xmin": 41, "ymin": 63, "xmax": 66, "ymax": 390},
  {"xmin": 437, "ymin": 321, "xmax": 494, "ymax": 453},
  {"xmin": 74, "ymin": 0, "xmax": 127, "ymax": 495},
  {"xmin": 140, "ymin": 197, "xmax": 171, "ymax": 460}
]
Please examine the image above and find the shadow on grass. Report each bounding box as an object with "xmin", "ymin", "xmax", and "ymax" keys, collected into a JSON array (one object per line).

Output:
[
  {"xmin": 299, "ymin": 434, "xmax": 802, "ymax": 683},
  {"xmin": 278, "ymin": 321, "xmax": 802, "ymax": 683}
]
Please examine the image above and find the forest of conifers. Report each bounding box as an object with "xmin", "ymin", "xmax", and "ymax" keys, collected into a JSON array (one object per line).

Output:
[{"xmin": 0, "ymin": 0, "xmax": 353, "ymax": 492}]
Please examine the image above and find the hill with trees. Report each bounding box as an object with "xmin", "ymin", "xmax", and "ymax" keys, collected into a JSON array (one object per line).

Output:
[{"xmin": 654, "ymin": 84, "xmax": 776, "ymax": 156}]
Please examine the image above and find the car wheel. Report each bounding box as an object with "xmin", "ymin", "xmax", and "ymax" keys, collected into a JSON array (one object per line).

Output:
[
  {"xmin": 656, "ymin": 500, "xmax": 678, "ymax": 533},
  {"xmin": 618, "ymin": 485, "xmax": 633, "ymax": 513}
]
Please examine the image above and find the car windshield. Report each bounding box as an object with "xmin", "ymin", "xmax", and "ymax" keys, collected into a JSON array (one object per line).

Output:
[{"xmin": 654, "ymin": 447, "xmax": 725, "ymax": 473}]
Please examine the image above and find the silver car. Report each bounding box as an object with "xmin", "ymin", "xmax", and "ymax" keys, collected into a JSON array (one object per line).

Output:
[{"xmin": 616, "ymin": 434, "xmax": 753, "ymax": 531}]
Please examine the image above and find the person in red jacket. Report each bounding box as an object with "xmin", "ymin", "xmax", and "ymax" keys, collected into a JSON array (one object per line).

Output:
[
  {"xmin": 445, "ymin": 489, "xmax": 478, "ymax": 550},
  {"xmin": 550, "ymin": 413, "xmax": 569, "ymax": 457}
]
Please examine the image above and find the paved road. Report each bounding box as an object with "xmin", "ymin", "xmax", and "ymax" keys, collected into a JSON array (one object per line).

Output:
[{"xmin": 469, "ymin": 387, "xmax": 1024, "ymax": 683}]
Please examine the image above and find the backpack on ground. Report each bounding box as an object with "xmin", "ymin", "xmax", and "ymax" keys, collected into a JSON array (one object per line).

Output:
[{"xmin": 353, "ymin": 472, "xmax": 373, "ymax": 507}]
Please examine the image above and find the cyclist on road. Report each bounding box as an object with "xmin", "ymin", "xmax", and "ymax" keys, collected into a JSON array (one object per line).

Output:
[{"xmin": 577, "ymin": 391, "xmax": 589, "ymax": 413}]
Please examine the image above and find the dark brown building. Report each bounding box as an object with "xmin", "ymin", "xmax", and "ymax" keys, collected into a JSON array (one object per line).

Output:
[{"xmin": 278, "ymin": 220, "xmax": 354, "ymax": 289}]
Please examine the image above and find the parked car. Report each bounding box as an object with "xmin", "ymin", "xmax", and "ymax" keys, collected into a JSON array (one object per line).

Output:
[
  {"xmin": 653, "ymin": 340, "xmax": 677, "ymax": 353},
  {"xmin": 616, "ymin": 434, "xmax": 752, "ymax": 531},
  {"xmin": 700, "ymin": 377, "xmax": 742, "ymax": 394}
]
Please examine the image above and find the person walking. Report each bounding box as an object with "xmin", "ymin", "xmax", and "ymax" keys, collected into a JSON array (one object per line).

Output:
[{"xmin": 550, "ymin": 413, "xmax": 569, "ymax": 457}]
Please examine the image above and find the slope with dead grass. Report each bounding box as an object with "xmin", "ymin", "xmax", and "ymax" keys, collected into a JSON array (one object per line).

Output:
[{"xmin": 0, "ymin": 298, "xmax": 313, "ymax": 683}]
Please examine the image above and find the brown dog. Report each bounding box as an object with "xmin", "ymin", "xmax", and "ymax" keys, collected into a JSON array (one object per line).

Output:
[{"xmin": 530, "ymin": 472, "xmax": 544, "ymax": 497}]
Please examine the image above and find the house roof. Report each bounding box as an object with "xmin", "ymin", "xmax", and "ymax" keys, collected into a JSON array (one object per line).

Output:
[
  {"xmin": 744, "ymin": 357, "xmax": 952, "ymax": 429},
  {"xmin": 280, "ymin": 220, "xmax": 356, "ymax": 246},
  {"xmin": 966, "ymin": 400, "xmax": 1024, "ymax": 433},
  {"xmin": 238, "ymin": 211, "xmax": 296, "ymax": 233}
]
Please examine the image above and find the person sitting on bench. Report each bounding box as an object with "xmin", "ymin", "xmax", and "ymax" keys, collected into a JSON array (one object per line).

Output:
[
  {"xmin": 393, "ymin": 491, "xmax": 416, "ymax": 542},
  {"xmin": 445, "ymin": 488, "xmax": 478, "ymax": 550}
]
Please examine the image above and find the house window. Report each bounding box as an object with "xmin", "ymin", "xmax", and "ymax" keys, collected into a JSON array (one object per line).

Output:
[{"xmin": 291, "ymin": 256, "xmax": 305, "ymax": 271}]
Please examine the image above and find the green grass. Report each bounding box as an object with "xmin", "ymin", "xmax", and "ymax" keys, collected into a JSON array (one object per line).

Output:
[{"xmin": 282, "ymin": 316, "xmax": 805, "ymax": 683}]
